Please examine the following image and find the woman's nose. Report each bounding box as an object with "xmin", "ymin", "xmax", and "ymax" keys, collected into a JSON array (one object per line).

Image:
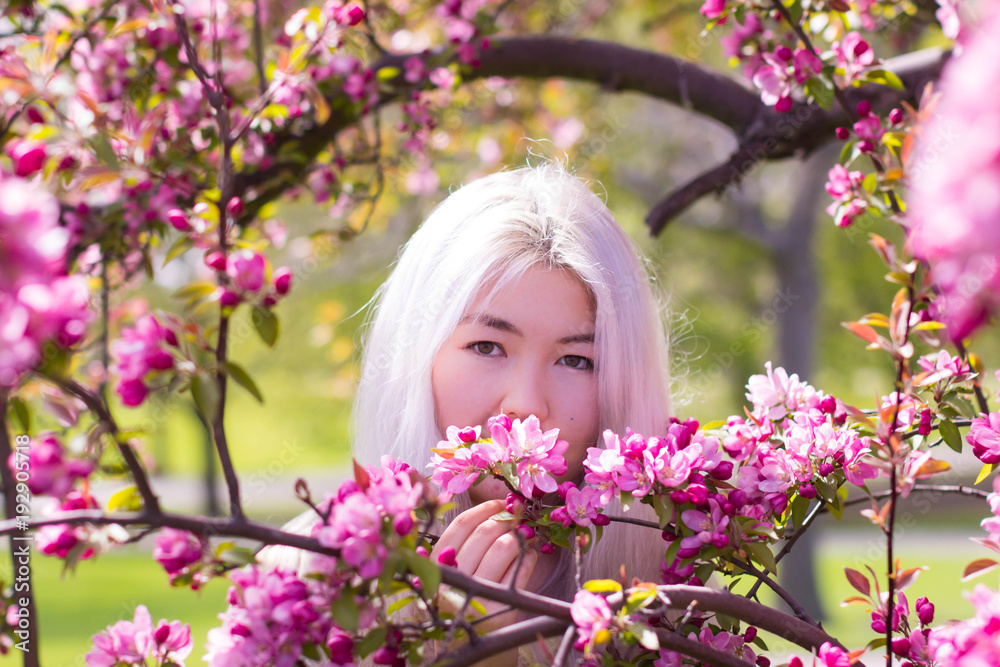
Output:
[{"xmin": 500, "ymin": 363, "xmax": 549, "ymax": 424}]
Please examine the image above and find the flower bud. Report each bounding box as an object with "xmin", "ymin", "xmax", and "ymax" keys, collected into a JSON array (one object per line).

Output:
[
  {"xmin": 918, "ymin": 409, "xmax": 932, "ymax": 436},
  {"xmin": 10, "ymin": 140, "xmax": 47, "ymax": 177},
  {"xmin": 457, "ymin": 426, "xmax": 477, "ymax": 443},
  {"xmin": 219, "ymin": 288, "xmax": 241, "ymax": 307},
  {"xmin": 889, "ymin": 108, "xmax": 903, "ymax": 125},
  {"xmin": 774, "ymin": 45, "xmax": 793, "ymax": 61},
  {"xmin": 557, "ymin": 481, "xmax": 576, "ymax": 500},
  {"xmin": 506, "ymin": 493, "xmax": 526, "ymax": 514},
  {"xmin": 593, "ymin": 513, "xmax": 610, "ymax": 526},
  {"xmin": 891, "ymin": 637, "xmax": 911, "ymax": 657},
  {"xmin": 26, "ymin": 106, "xmax": 45, "ymax": 124},
  {"xmin": 540, "ymin": 542, "xmax": 554, "ymax": 555},
  {"xmin": 516, "ymin": 524, "xmax": 535, "ymax": 540},
  {"xmin": 756, "ymin": 657, "xmax": 770, "ymax": 667},
  {"xmin": 836, "ymin": 127, "xmax": 850, "ymax": 140},
  {"xmin": 916, "ymin": 596, "xmax": 935, "ymax": 625},
  {"xmin": 164, "ymin": 328, "xmax": 179, "ymax": 347},
  {"xmin": 336, "ymin": 3, "xmax": 365, "ymax": 25},
  {"xmin": 226, "ymin": 196, "xmax": 243, "ymax": 217},
  {"xmin": 798, "ymin": 482, "xmax": 817, "ymax": 499},
  {"xmin": 205, "ymin": 251, "xmax": 227, "ymax": 271},
  {"xmin": 857, "ymin": 140, "xmax": 875, "ymax": 154},
  {"xmin": 436, "ymin": 546, "xmax": 458, "ymax": 566},
  {"xmin": 167, "ymin": 209, "xmax": 191, "ymax": 232},
  {"xmin": 857, "ymin": 100, "xmax": 871, "ymax": 117},
  {"xmin": 788, "ymin": 658, "xmax": 803, "ymax": 667},
  {"xmin": 415, "ymin": 545, "xmax": 428, "ymax": 557},
  {"xmin": 744, "ymin": 626, "xmax": 758, "ymax": 642}
]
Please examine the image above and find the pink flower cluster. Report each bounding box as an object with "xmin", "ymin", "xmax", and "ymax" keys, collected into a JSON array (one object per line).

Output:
[
  {"xmin": 204, "ymin": 249, "xmax": 293, "ymax": 310},
  {"xmin": 204, "ymin": 566, "xmax": 340, "ymax": 667},
  {"xmin": 656, "ymin": 626, "xmax": 756, "ymax": 666},
  {"xmin": 87, "ymin": 605, "xmax": 192, "ymax": 667},
  {"xmin": 110, "ymin": 315, "xmax": 177, "ymax": 407},
  {"xmin": 966, "ymin": 413, "xmax": 1000, "ymax": 465},
  {"xmin": 0, "ymin": 172, "xmax": 91, "ymax": 387},
  {"xmin": 428, "ymin": 415, "xmax": 570, "ymax": 501},
  {"xmin": 6, "ymin": 432, "xmax": 93, "ymax": 498},
  {"xmin": 908, "ymin": 5, "xmax": 1000, "ymax": 341},
  {"xmin": 866, "ymin": 592, "xmax": 936, "ymax": 664},
  {"xmin": 570, "ymin": 590, "xmax": 614, "ymax": 653},
  {"xmin": 153, "ymin": 528, "xmax": 207, "ymax": 586},
  {"xmin": 786, "ymin": 642, "xmax": 852, "ymax": 667},
  {"xmin": 928, "ymin": 585, "xmax": 1000, "ymax": 665},
  {"xmin": 314, "ymin": 456, "xmax": 422, "ymax": 578}
]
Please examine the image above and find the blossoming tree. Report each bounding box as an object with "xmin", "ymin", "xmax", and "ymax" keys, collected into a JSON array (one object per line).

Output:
[{"xmin": 2, "ymin": 0, "xmax": 1000, "ymax": 665}]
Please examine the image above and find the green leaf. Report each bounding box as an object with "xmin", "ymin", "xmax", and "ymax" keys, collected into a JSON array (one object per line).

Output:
[
  {"xmin": 90, "ymin": 134, "xmax": 119, "ymax": 168},
  {"xmin": 626, "ymin": 622, "xmax": 660, "ymax": 651},
  {"xmin": 866, "ymin": 68, "xmax": 904, "ymax": 91},
  {"xmin": 217, "ymin": 545, "xmax": 257, "ymax": 566},
  {"xmin": 746, "ymin": 542, "xmax": 777, "ymax": 575},
  {"xmin": 654, "ymin": 495, "xmax": 674, "ymax": 529},
  {"xmin": 107, "ymin": 486, "xmax": 143, "ymax": 512},
  {"xmin": 252, "ymin": 305, "xmax": 279, "ymax": 347},
  {"xmin": 331, "ymin": 594, "xmax": 360, "ymax": 633},
  {"xmin": 620, "ymin": 491, "xmax": 635, "ymax": 512},
  {"xmin": 469, "ymin": 598, "xmax": 488, "ymax": 616},
  {"xmin": 221, "ymin": 361, "xmax": 264, "ymax": 403},
  {"xmin": 402, "ymin": 550, "xmax": 441, "ymax": 598},
  {"xmin": 862, "ymin": 172, "xmax": 878, "ymax": 193},
  {"xmin": 191, "ymin": 371, "xmax": 221, "ymax": 421},
  {"xmin": 804, "ymin": 76, "xmax": 834, "ymax": 110},
  {"xmin": 172, "ymin": 281, "xmax": 216, "ymax": 303},
  {"xmin": 356, "ymin": 627, "xmax": 386, "ymax": 658},
  {"xmin": 164, "ymin": 235, "xmax": 194, "ymax": 266},
  {"xmin": 9, "ymin": 396, "xmax": 31, "ymax": 433},
  {"xmin": 387, "ymin": 595, "xmax": 417, "ymax": 615},
  {"xmin": 488, "ymin": 510, "xmax": 515, "ymax": 522},
  {"xmin": 939, "ymin": 418, "xmax": 963, "ymax": 453}
]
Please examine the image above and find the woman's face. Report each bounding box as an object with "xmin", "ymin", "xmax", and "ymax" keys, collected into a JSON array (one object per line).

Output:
[{"xmin": 431, "ymin": 265, "xmax": 600, "ymax": 503}]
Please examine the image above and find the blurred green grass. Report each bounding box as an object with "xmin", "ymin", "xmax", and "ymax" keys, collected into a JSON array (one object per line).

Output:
[{"xmin": 5, "ymin": 529, "xmax": 998, "ymax": 665}]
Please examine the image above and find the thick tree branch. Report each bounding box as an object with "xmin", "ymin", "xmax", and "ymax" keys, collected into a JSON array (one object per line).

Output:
[
  {"xmin": 645, "ymin": 46, "xmax": 947, "ymax": 235},
  {"xmin": 229, "ymin": 36, "xmax": 946, "ymax": 236}
]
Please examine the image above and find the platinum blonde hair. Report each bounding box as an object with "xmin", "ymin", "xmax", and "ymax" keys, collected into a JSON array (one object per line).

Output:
[{"xmin": 352, "ymin": 163, "xmax": 672, "ymax": 588}]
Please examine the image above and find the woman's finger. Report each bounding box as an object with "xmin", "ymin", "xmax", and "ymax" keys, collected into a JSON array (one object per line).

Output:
[{"xmin": 431, "ymin": 499, "xmax": 508, "ymax": 565}]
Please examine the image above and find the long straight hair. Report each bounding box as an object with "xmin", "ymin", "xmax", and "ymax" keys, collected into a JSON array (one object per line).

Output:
[{"xmin": 352, "ymin": 163, "xmax": 672, "ymax": 588}]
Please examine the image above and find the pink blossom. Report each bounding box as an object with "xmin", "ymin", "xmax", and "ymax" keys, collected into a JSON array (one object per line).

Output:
[
  {"xmin": 205, "ymin": 566, "xmax": 336, "ymax": 667},
  {"xmin": 9, "ymin": 140, "xmax": 47, "ymax": 178},
  {"xmin": 110, "ymin": 315, "xmax": 175, "ymax": 407},
  {"xmin": 936, "ymin": 0, "xmax": 962, "ymax": 40},
  {"xmin": 968, "ymin": 413, "xmax": 1000, "ymax": 464},
  {"xmin": 929, "ymin": 584, "xmax": 1000, "ymax": 665},
  {"xmin": 917, "ymin": 350, "xmax": 971, "ymax": 385},
  {"xmin": 909, "ymin": 5, "xmax": 1000, "ymax": 340},
  {"xmin": 227, "ymin": 249, "xmax": 266, "ymax": 293},
  {"xmin": 792, "ymin": 48, "xmax": 823, "ymax": 84},
  {"xmin": 570, "ymin": 590, "xmax": 613, "ymax": 650},
  {"xmin": 832, "ymin": 32, "xmax": 875, "ymax": 85},
  {"xmin": 752, "ymin": 55, "xmax": 793, "ymax": 112},
  {"xmin": 86, "ymin": 604, "xmax": 154, "ymax": 666},
  {"xmin": 699, "ymin": 0, "xmax": 726, "ymax": 20},
  {"xmin": 153, "ymin": 528, "xmax": 205, "ymax": 577},
  {"xmin": 7, "ymin": 432, "xmax": 92, "ymax": 497},
  {"xmin": 720, "ymin": 13, "xmax": 763, "ymax": 60},
  {"xmin": 558, "ymin": 485, "xmax": 605, "ymax": 527}
]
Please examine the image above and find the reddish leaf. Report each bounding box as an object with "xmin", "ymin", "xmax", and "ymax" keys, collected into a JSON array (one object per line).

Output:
[
  {"xmin": 840, "ymin": 595, "xmax": 871, "ymax": 607},
  {"xmin": 844, "ymin": 321, "xmax": 880, "ymax": 344},
  {"xmin": 844, "ymin": 567, "xmax": 871, "ymax": 597},
  {"xmin": 353, "ymin": 458, "xmax": 371, "ymax": 492},
  {"xmin": 963, "ymin": 558, "xmax": 1000, "ymax": 582},
  {"xmin": 894, "ymin": 566, "xmax": 927, "ymax": 592}
]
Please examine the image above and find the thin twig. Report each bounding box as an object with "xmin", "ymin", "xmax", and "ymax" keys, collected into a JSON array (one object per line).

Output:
[
  {"xmin": 955, "ymin": 339, "xmax": 990, "ymax": 415},
  {"xmin": 40, "ymin": 375, "xmax": 161, "ymax": 513},
  {"xmin": 251, "ymin": 0, "xmax": 267, "ymax": 95},
  {"xmin": 727, "ymin": 556, "xmax": 816, "ymax": 625},
  {"xmin": 552, "ymin": 625, "xmax": 576, "ymax": 667}
]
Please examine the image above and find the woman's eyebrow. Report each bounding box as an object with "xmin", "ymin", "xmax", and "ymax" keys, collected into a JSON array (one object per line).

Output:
[
  {"xmin": 459, "ymin": 313, "xmax": 522, "ymax": 335},
  {"xmin": 560, "ymin": 333, "xmax": 595, "ymax": 345}
]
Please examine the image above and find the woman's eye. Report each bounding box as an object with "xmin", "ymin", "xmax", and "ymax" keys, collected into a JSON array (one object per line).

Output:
[
  {"xmin": 560, "ymin": 355, "xmax": 594, "ymax": 370},
  {"xmin": 470, "ymin": 341, "xmax": 500, "ymax": 355}
]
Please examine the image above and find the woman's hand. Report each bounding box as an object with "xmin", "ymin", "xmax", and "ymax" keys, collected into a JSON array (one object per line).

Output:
[{"xmin": 430, "ymin": 499, "xmax": 540, "ymax": 664}]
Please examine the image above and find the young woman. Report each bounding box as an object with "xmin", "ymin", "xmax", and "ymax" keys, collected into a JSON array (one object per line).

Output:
[{"xmin": 265, "ymin": 163, "xmax": 673, "ymax": 662}]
